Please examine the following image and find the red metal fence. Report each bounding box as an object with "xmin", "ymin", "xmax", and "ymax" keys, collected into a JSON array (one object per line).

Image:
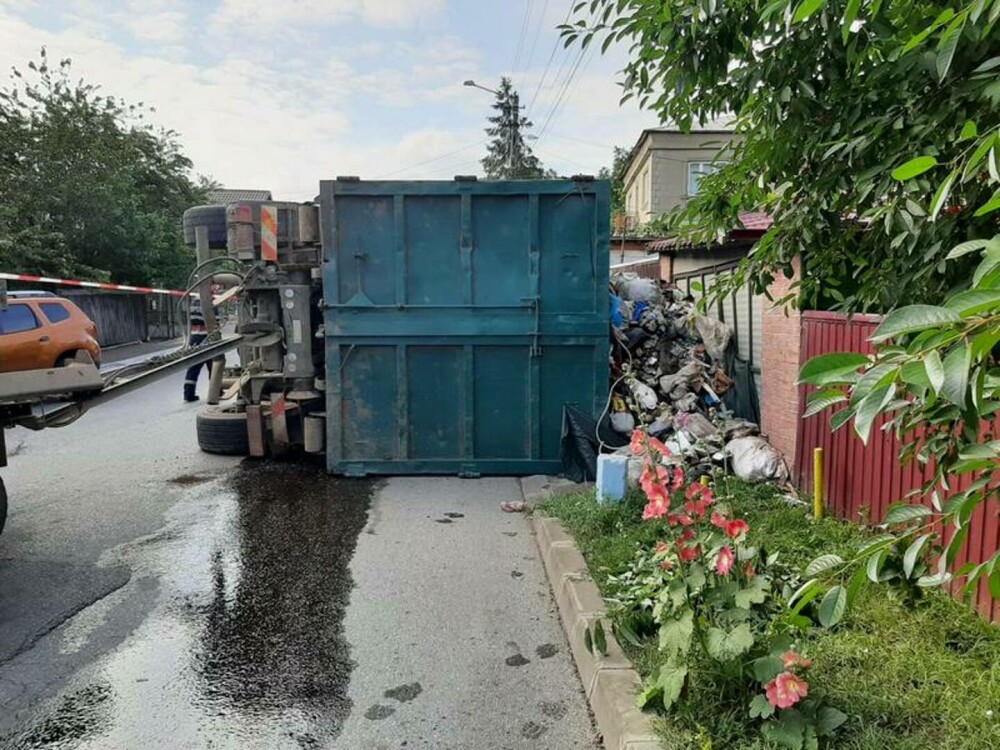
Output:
[{"xmin": 795, "ymin": 311, "xmax": 1000, "ymax": 620}]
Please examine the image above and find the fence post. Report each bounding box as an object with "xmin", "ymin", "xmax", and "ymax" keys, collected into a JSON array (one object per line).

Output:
[{"xmin": 813, "ymin": 447, "xmax": 825, "ymax": 520}]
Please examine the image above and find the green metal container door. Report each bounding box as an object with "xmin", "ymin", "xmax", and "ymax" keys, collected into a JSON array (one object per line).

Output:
[{"xmin": 321, "ymin": 178, "xmax": 610, "ymax": 476}]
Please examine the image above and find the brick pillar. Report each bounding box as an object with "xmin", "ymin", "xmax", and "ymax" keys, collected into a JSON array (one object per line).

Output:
[{"xmin": 760, "ymin": 257, "xmax": 802, "ymax": 474}]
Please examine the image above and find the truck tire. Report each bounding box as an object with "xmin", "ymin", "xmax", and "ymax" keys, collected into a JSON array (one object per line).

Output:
[
  {"xmin": 182, "ymin": 205, "xmax": 228, "ymax": 248},
  {"xmin": 0, "ymin": 476, "xmax": 7, "ymax": 536},
  {"xmin": 196, "ymin": 408, "xmax": 250, "ymax": 456}
]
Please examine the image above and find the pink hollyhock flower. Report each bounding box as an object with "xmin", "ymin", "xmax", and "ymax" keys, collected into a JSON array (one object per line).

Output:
[
  {"xmin": 684, "ymin": 497, "xmax": 713, "ymax": 519},
  {"xmin": 642, "ymin": 499, "xmax": 668, "ymax": 520},
  {"xmin": 675, "ymin": 530, "xmax": 701, "ymax": 562},
  {"xmin": 668, "ymin": 513, "xmax": 695, "ymax": 527},
  {"xmin": 643, "ymin": 479, "xmax": 670, "ymax": 505},
  {"xmin": 765, "ymin": 672, "xmax": 809, "ymax": 709},
  {"xmin": 661, "ymin": 557, "xmax": 674, "ymax": 571},
  {"xmin": 782, "ymin": 651, "xmax": 812, "ymax": 670},
  {"xmin": 655, "ymin": 541, "xmax": 670, "ymax": 554},
  {"xmin": 640, "ymin": 465, "xmax": 668, "ymax": 495},
  {"xmin": 710, "ymin": 510, "xmax": 730, "ymax": 530},
  {"xmin": 648, "ymin": 436, "xmax": 671, "ymax": 457},
  {"xmin": 725, "ymin": 519, "xmax": 750, "ymax": 540},
  {"xmin": 743, "ymin": 561, "xmax": 756, "ymax": 579},
  {"xmin": 677, "ymin": 543, "xmax": 701, "ymax": 562},
  {"xmin": 670, "ymin": 467, "xmax": 685, "ymax": 491},
  {"xmin": 630, "ymin": 430, "xmax": 646, "ymax": 455},
  {"xmin": 715, "ymin": 545, "xmax": 735, "ymax": 575}
]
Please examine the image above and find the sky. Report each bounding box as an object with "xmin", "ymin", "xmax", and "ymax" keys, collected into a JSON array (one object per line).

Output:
[{"xmin": 0, "ymin": 0, "xmax": 659, "ymax": 200}]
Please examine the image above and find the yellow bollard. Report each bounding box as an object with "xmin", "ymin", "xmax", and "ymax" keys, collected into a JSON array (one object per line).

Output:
[
  {"xmin": 700, "ymin": 474, "xmax": 710, "ymax": 487},
  {"xmin": 813, "ymin": 447, "xmax": 825, "ymax": 520}
]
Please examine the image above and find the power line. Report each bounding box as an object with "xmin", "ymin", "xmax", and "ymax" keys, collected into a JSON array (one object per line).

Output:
[
  {"xmin": 526, "ymin": 0, "xmax": 574, "ymax": 118},
  {"xmin": 533, "ymin": 147, "xmax": 592, "ymax": 170},
  {"xmin": 536, "ymin": 42, "xmax": 591, "ymax": 141},
  {"xmin": 523, "ymin": 0, "xmax": 548, "ymax": 72},
  {"xmin": 511, "ymin": 0, "xmax": 534, "ymax": 72},
  {"xmin": 375, "ymin": 139, "xmax": 488, "ymax": 179},
  {"xmin": 545, "ymin": 130, "xmax": 615, "ymax": 150}
]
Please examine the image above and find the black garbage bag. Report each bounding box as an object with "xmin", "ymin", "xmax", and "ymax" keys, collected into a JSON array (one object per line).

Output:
[
  {"xmin": 560, "ymin": 405, "xmax": 629, "ymax": 483},
  {"xmin": 722, "ymin": 357, "xmax": 761, "ymax": 425}
]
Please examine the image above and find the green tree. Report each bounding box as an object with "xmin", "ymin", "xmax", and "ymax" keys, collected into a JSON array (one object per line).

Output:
[
  {"xmin": 562, "ymin": 0, "xmax": 1000, "ymax": 312},
  {"xmin": 481, "ymin": 77, "xmax": 545, "ymax": 180},
  {"xmin": 0, "ymin": 49, "xmax": 208, "ymax": 288},
  {"xmin": 598, "ymin": 145, "xmax": 629, "ymax": 216}
]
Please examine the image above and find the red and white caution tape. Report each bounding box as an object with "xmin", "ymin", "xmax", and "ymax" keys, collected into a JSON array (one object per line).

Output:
[{"xmin": 0, "ymin": 272, "xmax": 189, "ymax": 297}]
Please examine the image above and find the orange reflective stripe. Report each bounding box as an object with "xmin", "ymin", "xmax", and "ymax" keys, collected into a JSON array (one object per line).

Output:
[{"xmin": 261, "ymin": 205, "xmax": 278, "ymax": 262}]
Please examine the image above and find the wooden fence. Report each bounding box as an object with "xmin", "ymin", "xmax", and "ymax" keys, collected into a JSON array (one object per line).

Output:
[
  {"xmin": 62, "ymin": 292, "xmax": 183, "ymax": 346},
  {"xmin": 794, "ymin": 311, "xmax": 1000, "ymax": 620}
]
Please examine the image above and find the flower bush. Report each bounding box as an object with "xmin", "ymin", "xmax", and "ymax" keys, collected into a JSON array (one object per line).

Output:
[{"xmin": 618, "ymin": 430, "xmax": 847, "ymax": 749}]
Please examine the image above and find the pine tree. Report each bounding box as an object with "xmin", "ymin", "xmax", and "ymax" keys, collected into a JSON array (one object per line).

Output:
[{"xmin": 480, "ymin": 77, "xmax": 544, "ymax": 180}]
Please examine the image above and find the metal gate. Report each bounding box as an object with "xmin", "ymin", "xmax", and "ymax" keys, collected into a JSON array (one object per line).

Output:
[{"xmin": 321, "ymin": 178, "xmax": 610, "ymax": 475}]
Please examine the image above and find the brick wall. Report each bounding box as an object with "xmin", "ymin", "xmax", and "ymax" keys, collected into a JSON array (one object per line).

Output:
[{"xmin": 760, "ymin": 258, "xmax": 801, "ymax": 471}]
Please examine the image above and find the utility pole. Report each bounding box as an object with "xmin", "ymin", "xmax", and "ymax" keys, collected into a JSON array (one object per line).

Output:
[
  {"xmin": 507, "ymin": 92, "xmax": 520, "ymax": 178},
  {"xmin": 464, "ymin": 79, "xmax": 524, "ymax": 179}
]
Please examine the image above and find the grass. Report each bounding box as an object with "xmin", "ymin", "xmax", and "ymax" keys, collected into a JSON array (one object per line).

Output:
[{"xmin": 538, "ymin": 480, "xmax": 1000, "ymax": 750}]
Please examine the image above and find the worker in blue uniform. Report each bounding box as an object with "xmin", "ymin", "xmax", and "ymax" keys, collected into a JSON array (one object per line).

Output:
[{"xmin": 183, "ymin": 295, "xmax": 210, "ymax": 403}]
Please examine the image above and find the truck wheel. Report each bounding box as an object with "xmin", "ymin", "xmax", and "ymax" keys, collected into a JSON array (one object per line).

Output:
[
  {"xmin": 0, "ymin": 477, "xmax": 7, "ymax": 536},
  {"xmin": 182, "ymin": 205, "xmax": 228, "ymax": 248},
  {"xmin": 196, "ymin": 407, "xmax": 250, "ymax": 456}
]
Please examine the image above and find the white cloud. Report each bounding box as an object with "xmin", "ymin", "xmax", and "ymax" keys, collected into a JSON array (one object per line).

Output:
[
  {"xmin": 210, "ymin": 0, "xmax": 445, "ymax": 31},
  {"xmin": 119, "ymin": 11, "xmax": 187, "ymax": 44},
  {"xmin": 0, "ymin": 8, "xmax": 487, "ymax": 199},
  {"xmin": 0, "ymin": 1, "xmax": 657, "ymax": 199}
]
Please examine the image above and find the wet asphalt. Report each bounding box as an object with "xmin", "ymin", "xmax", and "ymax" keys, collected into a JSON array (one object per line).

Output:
[{"xmin": 0, "ymin": 372, "xmax": 598, "ymax": 749}]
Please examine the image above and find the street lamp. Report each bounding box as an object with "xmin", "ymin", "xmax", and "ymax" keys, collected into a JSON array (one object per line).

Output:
[
  {"xmin": 463, "ymin": 79, "xmax": 523, "ymax": 178},
  {"xmin": 463, "ymin": 80, "xmax": 498, "ymax": 96}
]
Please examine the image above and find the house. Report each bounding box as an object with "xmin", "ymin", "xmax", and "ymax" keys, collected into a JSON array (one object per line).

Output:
[
  {"xmin": 648, "ymin": 211, "xmax": 772, "ymax": 281},
  {"xmin": 206, "ymin": 188, "xmax": 273, "ymax": 204},
  {"xmin": 622, "ymin": 127, "xmax": 734, "ymax": 227}
]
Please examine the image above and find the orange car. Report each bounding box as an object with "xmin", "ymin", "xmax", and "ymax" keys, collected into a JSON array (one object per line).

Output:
[{"xmin": 0, "ymin": 293, "xmax": 101, "ymax": 373}]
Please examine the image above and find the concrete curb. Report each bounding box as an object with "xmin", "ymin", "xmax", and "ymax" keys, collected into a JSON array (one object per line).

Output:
[
  {"xmin": 531, "ymin": 512, "xmax": 661, "ymax": 750},
  {"xmin": 519, "ymin": 475, "xmax": 594, "ymax": 508}
]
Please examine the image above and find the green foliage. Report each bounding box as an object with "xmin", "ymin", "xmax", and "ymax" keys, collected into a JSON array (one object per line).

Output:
[
  {"xmin": 480, "ymin": 77, "xmax": 546, "ymax": 180},
  {"xmin": 616, "ymin": 435, "xmax": 844, "ymax": 747},
  {"xmin": 598, "ymin": 145, "xmax": 630, "ymax": 217},
  {"xmin": 561, "ymin": 0, "xmax": 1000, "ymax": 312},
  {"xmin": 540, "ymin": 482, "xmax": 1000, "ymax": 749},
  {"xmin": 0, "ymin": 49, "xmax": 207, "ymax": 287},
  {"xmin": 798, "ymin": 235, "xmax": 999, "ymax": 611}
]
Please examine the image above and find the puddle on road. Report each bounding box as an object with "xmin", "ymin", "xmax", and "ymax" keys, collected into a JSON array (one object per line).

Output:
[{"xmin": 4, "ymin": 461, "xmax": 374, "ymax": 749}]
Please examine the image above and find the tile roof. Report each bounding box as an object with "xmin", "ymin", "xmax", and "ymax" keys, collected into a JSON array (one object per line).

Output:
[
  {"xmin": 206, "ymin": 188, "xmax": 273, "ymax": 204},
  {"xmin": 646, "ymin": 211, "xmax": 772, "ymax": 253}
]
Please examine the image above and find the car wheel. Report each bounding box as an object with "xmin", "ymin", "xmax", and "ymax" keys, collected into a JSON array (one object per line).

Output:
[
  {"xmin": 196, "ymin": 407, "xmax": 251, "ymax": 456},
  {"xmin": 55, "ymin": 351, "xmax": 78, "ymax": 367}
]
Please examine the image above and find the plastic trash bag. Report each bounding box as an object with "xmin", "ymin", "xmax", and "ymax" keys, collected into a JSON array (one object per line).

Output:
[{"xmin": 726, "ymin": 436, "xmax": 789, "ymax": 482}]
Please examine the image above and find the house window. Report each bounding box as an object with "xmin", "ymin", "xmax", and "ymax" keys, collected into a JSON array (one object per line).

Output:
[{"xmin": 687, "ymin": 161, "xmax": 726, "ymax": 196}]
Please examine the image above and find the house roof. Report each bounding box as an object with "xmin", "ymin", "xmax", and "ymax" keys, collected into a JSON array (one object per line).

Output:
[
  {"xmin": 206, "ymin": 188, "xmax": 273, "ymax": 204},
  {"xmin": 623, "ymin": 121, "xmax": 736, "ymax": 178},
  {"xmin": 647, "ymin": 211, "xmax": 772, "ymax": 253}
]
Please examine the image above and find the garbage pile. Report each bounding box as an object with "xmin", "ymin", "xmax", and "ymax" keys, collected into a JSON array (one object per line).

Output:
[{"xmin": 607, "ymin": 272, "xmax": 788, "ymax": 485}]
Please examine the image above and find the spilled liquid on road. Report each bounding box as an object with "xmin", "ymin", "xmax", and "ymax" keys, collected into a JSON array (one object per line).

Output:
[{"xmin": 4, "ymin": 462, "xmax": 373, "ymax": 749}]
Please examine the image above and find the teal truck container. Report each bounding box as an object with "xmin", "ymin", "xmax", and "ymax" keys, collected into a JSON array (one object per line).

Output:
[
  {"xmin": 181, "ymin": 177, "xmax": 610, "ymax": 477},
  {"xmin": 321, "ymin": 178, "xmax": 610, "ymax": 476}
]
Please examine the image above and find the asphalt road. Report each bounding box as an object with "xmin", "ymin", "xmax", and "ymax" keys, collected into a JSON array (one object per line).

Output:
[{"xmin": 0, "ymin": 366, "xmax": 598, "ymax": 749}]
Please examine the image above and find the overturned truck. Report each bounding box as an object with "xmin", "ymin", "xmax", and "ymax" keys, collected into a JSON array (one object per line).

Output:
[{"xmin": 185, "ymin": 177, "xmax": 611, "ymax": 476}]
